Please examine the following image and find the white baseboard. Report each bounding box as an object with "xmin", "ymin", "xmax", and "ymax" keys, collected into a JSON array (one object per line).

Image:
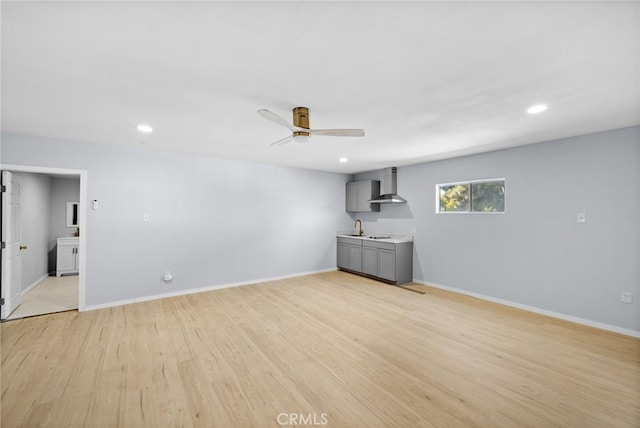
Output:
[
  {"xmin": 83, "ymin": 268, "xmax": 337, "ymax": 312},
  {"xmin": 22, "ymin": 273, "xmax": 49, "ymax": 296},
  {"xmin": 413, "ymin": 279, "xmax": 640, "ymax": 338}
]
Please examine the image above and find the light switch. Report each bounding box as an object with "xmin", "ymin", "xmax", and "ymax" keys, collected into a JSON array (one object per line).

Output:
[
  {"xmin": 576, "ymin": 213, "xmax": 586, "ymax": 223},
  {"xmin": 92, "ymin": 200, "xmax": 99, "ymax": 210}
]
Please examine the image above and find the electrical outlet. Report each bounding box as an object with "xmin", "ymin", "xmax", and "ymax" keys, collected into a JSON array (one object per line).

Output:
[
  {"xmin": 576, "ymin": 212, "xmax": 586, "ymax": 223},
  {"xmin": 621, "ymin": 292, "xmax": 633, "ymax": 304},
  {"xmin": 143, "ymin": 214, "xmax": 150, "ymax": 222}
]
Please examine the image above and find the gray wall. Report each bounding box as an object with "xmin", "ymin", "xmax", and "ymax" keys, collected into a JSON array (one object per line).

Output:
[
  {"xmin": 49, "ymin": 177, "xmax": 81, "ymax": 246},
  {"xmin": 2, "ymin": 133, "xmax": 353, "ymax": 307},
  {"xmin": 352, "ymin": 126, "xmax": 639, "ymax": 332},
  {"xmin": 15, "ymin": 172, "xmax": 51, "ymax": 291},
  {"xmin": 3, "ymin": 127, "xmax": 638, "ymax": 332}
]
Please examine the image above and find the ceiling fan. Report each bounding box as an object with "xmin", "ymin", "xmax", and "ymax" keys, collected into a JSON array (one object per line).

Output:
[{"xmin": 257, "ymin": 107, "xmax": 365, "ymax": 146}]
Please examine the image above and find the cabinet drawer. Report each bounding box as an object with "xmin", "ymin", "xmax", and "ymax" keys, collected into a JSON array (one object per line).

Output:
[
  {"xmin": 362, "ymin": 240, "xmax": 396, "ymax": 251},
  {"xmin": 57, "ymin": 237, "xmax": 79, "ymax": 247},
  {"xmin": 337, "ymin": 237, "xmax": 363, "ymax": 246}
]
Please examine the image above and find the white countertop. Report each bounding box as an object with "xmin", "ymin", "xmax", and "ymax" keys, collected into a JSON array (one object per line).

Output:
[{"xmin": 337, "ymin": 234, "xmax": 413, "ymax": 244}]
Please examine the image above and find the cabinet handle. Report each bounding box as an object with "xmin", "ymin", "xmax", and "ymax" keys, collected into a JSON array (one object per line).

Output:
[{"xmin": 19, "ymin": 245, "xmax": 27, "ymax": 251}]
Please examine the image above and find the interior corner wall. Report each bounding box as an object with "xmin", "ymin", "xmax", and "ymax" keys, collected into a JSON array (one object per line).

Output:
[
  {"xmin": 1, "ymin": 133, "xmax": 353, "ymax": 308},
  {"xmin": 353, "ymin": 126, "xmax": 640, "ymax": 332},
  {"xmin": 14, "ymin": 172, "xmax": 52, "ymax": 291},
  {"xmin": 49, "ymin": 177, "xmax": 81, "ymax": 247}
]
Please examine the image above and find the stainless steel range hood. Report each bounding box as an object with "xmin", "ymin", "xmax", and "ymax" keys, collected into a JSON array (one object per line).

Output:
[{"xmin": 368, "ymin": 167, "xmax": 407, "ymax": 204}]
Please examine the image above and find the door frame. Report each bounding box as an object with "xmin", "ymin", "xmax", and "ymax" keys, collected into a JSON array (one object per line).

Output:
[{"xmin": 0, "ymin": 164, "xmax": 87, "ymax": 312}]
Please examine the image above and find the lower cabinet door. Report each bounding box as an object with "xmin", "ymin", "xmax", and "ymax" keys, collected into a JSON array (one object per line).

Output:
[
  {"xmin": 362, "ymin": 247, "xmax": 377, "ymax": 276},
  {"xmin": 337, "ymin": 244, "xmax": 349, "ymax": 269},
  {"xmin": 377, "ymin": 249, "xmax": 395, "ymax": 281},
  {"xmin": 57, "ymin": 245, "xmax": 76, "ymax": 275},
  {"xmin": 348, "ymin": 245, "xmax": 362, "ymax": 272}
]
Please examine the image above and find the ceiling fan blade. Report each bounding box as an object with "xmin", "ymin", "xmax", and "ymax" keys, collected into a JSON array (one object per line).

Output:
[
  {"xmin": 257, "ymin": 109, "xmax": 302, "ymax": 132},
  {"xmin": 309, "ymin": 128, "xmax": 365, "ymax": 137},
  {"xmin": 269, "ymin": 135, "xmax": 294, "ymax": 146}
]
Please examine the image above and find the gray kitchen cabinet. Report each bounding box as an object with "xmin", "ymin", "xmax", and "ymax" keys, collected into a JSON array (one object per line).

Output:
[
  {"xmin": 363, "ymin": 240, "xmax": 401, "ymax": 283},
  {"xmin": 377, "ymin": 249, "xmax": 396, "ymax": 282},
  {"xmin": 362, "ymin": 246, "xmax": 378, "ymax": 276},
  {"xmin": 346, "ymin": 180, "xmax": 380, "ymax": 212},
  {"xmin": 338, "ymin": 236, "xmax": 413, "ymax": 285},
  {"xmin": 337, "ymin": 237, "xmax": 363, "ymax": 272},
  {"xmin": 345, "ymin": 181, "xmax": 359, "ymax": 212}
]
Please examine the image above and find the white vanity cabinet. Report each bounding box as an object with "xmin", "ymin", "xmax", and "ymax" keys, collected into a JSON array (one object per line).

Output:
[{"xmin": 56, "ymin": 237, "xmax": 79, "ymax": 276}]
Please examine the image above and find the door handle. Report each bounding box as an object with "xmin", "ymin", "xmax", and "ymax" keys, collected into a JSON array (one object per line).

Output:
[{"xmin": 19, "ymin": 245, "xmax": 27, "ymax": 251}]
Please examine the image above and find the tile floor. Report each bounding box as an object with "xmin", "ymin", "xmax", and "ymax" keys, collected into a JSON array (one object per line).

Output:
[{"xmin": 6, "ymin": 275, "xmax": 78, "ymax": 320}]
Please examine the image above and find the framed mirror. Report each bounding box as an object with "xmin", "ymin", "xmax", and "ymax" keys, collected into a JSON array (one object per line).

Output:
[{"xmin": 66, "ymin": 201, "xmax": 79, "ymax": 227}]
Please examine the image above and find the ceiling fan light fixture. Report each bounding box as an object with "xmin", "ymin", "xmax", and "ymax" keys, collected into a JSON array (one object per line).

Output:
[{"xmin": 293, "ymin": 133, "xmax": 310, "ymax": 143}]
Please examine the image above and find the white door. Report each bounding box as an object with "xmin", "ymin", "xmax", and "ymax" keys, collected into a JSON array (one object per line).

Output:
[{"xmin": 1, "ymin": 171, "xmax": 23, "ymax": 319}]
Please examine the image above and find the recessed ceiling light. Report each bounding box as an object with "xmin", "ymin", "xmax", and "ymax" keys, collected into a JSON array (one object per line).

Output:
[
  {"xmin": 339, "ymin": 157, "xmax": 349, "ymax": 163},
  {"xmin": 526, "ymin": 104, "xmax": 548, "ymax": 114},
  {"xmin": 136, "ymin": 124, "xmax": 153, "ymax": 133}
]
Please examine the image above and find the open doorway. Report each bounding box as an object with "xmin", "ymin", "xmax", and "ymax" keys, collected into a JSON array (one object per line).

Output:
[{"xmin": 1, "ymin": 165, "xmax": 87, "ymax": 320}]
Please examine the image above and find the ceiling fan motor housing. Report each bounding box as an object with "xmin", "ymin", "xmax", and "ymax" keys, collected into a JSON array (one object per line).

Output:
[{"xmin": 293, "ymin": 107, "xmax": 310, "ymax": 138}]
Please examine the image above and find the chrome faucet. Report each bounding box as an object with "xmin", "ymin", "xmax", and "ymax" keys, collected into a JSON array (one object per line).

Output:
[{"xmin": 354, "ymin": 219, "xmax": 363, "ymax": 236}]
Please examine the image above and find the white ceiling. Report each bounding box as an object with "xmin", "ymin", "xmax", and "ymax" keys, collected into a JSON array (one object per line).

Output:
[{"xmin": 2, "ymin": 1, "xmax": 638, "ymax": 173}]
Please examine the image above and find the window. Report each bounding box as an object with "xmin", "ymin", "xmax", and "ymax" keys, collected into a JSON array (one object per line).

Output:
[{"xmin": 436, "ymin": 178, "xmax": 505, "ymax": 213}]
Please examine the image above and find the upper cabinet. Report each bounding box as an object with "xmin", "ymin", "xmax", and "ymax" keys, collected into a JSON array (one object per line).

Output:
[{"xmin": 346, "ymin": 180, "xmax": 380, "ymax": 212}]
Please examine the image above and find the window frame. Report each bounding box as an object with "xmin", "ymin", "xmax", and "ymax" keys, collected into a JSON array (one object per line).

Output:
[{"xmin": 435, "ymin": 178, "xmax": 506, "ymax": 214}]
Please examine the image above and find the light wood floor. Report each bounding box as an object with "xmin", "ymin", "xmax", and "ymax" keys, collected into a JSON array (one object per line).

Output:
[
  {"xmin": 7, "ymin": 275, "xmax": 78, "ymax": 320},
  {"xmin": 1, "ymin": 271, "xmax": 638, "ymax": 427}
]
